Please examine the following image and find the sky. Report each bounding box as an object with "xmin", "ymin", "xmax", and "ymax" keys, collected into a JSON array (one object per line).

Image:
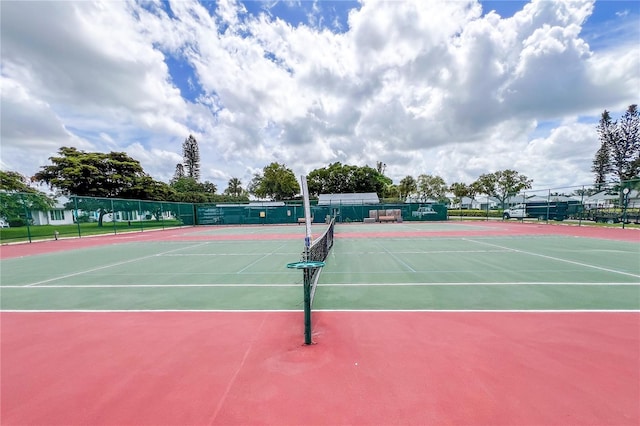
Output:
[{"xmin": 1, "ymin": 0, "xmax": 639, "ymax": 195}]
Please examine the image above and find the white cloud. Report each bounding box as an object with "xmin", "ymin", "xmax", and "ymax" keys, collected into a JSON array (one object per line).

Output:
[{"xmin": 1, "ymin": 0, "xmax": 638, "ymax": 195}]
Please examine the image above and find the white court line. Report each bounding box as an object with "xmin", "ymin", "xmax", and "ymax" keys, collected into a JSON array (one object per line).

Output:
[
  {"xmin": 375, "ymin": 241, "xmax": 416, "ymax": 272},
  {"xmin": 4, "ymin": 282, "xmax": 638, "ymax": 289},
  {"xmin": 314, "ymin": 309, "xmax": 640, "ymax": 313},
  {"xmin": 162, "ymin": 252, "xmax": 301, "ymax": 257},
  {"xmin": 317, "ymin": 282, "xmax": 640, "ymax": 286},
  {"xmin": 329, "ymin": 249, "xmax": 510, "ymax": 255},
  {"xmin": 3, "ymin": 284, "xmax": 300, "ymax": 288},
  {"xmin": 24, "ymin": 242, "xmax": 211, "ymax": 287},
  {"xmin": 237, "ymin": 242, "xmax": 290, "ymax": 273},
  {"xmin": 464, "ymin": 238, "xmax": 640, "ymax": 279},
  {"xmin": 1, "ymin": 309, "xmax": 637, "ymax": 313},
  {"xmin": 0, "ymin": 309, "xmax": 301, "ymax": 313}
]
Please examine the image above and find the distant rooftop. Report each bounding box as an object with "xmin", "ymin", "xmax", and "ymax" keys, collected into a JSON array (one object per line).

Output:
[{"xmin": 318, "ymin": 193, "xmax": 380, "ymax": 205}]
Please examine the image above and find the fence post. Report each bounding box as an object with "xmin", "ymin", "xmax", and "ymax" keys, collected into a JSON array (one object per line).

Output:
[
  {"xmin": 138, "ymin": 201, "xmax": 144, "ymax": 231},
  {"xmin": 21, "ymin": 193, "xmax": 32, "ymax": 243},
  {"xmin": 74, "ymin": 196, "xmax": 81, "ymax": 237},
  {"xmin": 622, "ymin": 187, "xmax": 630, "ymax": 229},
  {"xmin": 486, "ymin": 195, "xmax": 490, "ymax": 221},
  {"xmin": 546, "ymin": 190, "xmax": 551, "ymax": 222},
  {"xmin": 111, "ymin": 199, "xmax": 117, "ymax": 234},
  {"xmin": 578, "ymin": 186, "xmax": 584, "ymax": 227}
]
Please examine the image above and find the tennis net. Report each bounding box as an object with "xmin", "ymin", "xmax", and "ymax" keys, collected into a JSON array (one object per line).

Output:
[{"xmin": 306, "ymin": 217, "xmax": 335, "ymax": 306}]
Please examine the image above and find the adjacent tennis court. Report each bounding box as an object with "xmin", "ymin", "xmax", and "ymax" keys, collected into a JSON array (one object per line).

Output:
[{"xmin": 1, "ymin": 221, "xmax": 639, "ymax": 425}]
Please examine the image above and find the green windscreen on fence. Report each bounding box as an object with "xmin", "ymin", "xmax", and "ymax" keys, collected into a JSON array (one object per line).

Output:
[
  {"xmin": 3, "ymin": 179, "xmax": 639, "ymax": 244},
  {"xmin": 195, "ymin": 202, "xmax": 448, "ymax": 225}
]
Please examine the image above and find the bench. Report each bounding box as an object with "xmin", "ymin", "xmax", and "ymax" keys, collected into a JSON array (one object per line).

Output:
[
  {"xmin": 297, "ymin": 217, "xmax": 313, "ymax": 224},
  {"xmin": 378, "ymin": 216, "xmax": 397, "ymax": 223}
]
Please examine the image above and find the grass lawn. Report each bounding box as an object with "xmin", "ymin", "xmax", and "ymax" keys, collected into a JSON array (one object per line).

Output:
[{"xmin": 0, "ymin": 220, "xmax": 184, "ymax": 243}]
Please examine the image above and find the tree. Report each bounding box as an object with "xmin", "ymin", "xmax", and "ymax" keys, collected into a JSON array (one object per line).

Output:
[
  {"xmin": 593, "ymin": 105, "xmax": 640, "ymax": 188},
  {"xmin": 172, "ymin": 164, "xmax": 185, "ymax": 183},
  {"xmin": 383, "ymin": 183, "xmax": 400, "ymax": 200},
  {"xmin": 33, "ymin": 147, "xmax": 171, "ymax": 226},
  {"xmin": 127, "ymin": 176, "xmax": 176, "ymax": 201},
  {"xmin": 249, "ymin": 162, "xmax": 300, "ymax": 200},
  {"xmin": 1, "ymin": 170, "xmax": 36, "ymax": 192},
  {"xmin": 398, "ymin": 176, "xmax": 417, "ymax": 201},
  {"xmin": 182, "ymin": 134, "xmax": 200, "ymax": 181},
  {"xmin": 307, "ymin": 162, "xmax": 391, "ymax": 197},
  {"xmin": 0, "ymin": 170, "xmax": 56, "ymax": 226},
  {"xmin": 593, "ymin": 110, "xmax": 615, "ymax": 190},
  {"xmin": 307, "ymin": 162, "xmax": 350, "ymax": 195},
  {"xmin": 449, "ymin": 182, "xmax": 470, "ymax": 207},
  {"xmin": 611, "ymin": 104, "xmax": 640, "ymax": 182},
  {"xmin": 224, "ymin": 178, "xmax": 245, "ymax": 197},
  {"xmin": 169, "ymin": 177, "xmax": 218, "ymax": 203},
  {"xmin": 474, "ymin": 170, "xmax": 533, "ymax": 208},
  {"xmin": 352, "ymin": 165, "xmax": 392, "ymax": 196},
  {"xmin": 416, "ymin": 174, "xmax": 448, "ymax": 203},
  {"xmin": 592, "ymin": 143, "xmax": 611, "ymax": 192},
  {"xmin": 34, "ymin": 147, "xmax": 151, "ymax": 197}
]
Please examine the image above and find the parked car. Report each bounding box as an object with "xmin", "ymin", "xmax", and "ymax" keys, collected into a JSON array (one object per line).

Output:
[{"xmin": 412, "ymin": 206, "xmax": 437, "ymax": 217}]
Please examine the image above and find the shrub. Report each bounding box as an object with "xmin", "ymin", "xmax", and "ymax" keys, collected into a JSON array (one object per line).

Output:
[{"xmin": 448, "ymin": 209, "xmax": 502, "ymax": 218}]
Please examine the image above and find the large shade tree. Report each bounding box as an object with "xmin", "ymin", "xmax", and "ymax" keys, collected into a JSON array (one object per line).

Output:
[
  {"xmin": 473, "ymin": 170, "xmax": 533, "ymax": 208},
  {"xmin": 0, "ymin": 170, "xmax": 56, "ymax": 226},
  {"xmin": 249, "ymin": 162, "xmax": 300, "ymax": 200},
  {"xmin": 33, "ymin": 147, "xmax": 173, "ymax": 225},
  {"xmin": 170, "ymin": 176, "xmax": 218, "ymax": 203},
  {"xmin": 416, "ymin": 174, "xmax": 448, "ymax": 203},
  {"xmin": 398, "ymin": 176, "xmax": 417, "ymax": 202},
  {"xmin": 34, "ymin": 147, "xmax": 154, "ymax": 197},
  {"xmin": 307, "ymin": 162, "xmax": 392, "ymax": 198}
]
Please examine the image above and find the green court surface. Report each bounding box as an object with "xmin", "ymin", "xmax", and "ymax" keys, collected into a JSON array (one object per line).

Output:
[{"xmin": 1, "ymin": 224, "xmax": 639, "ymax": 311}]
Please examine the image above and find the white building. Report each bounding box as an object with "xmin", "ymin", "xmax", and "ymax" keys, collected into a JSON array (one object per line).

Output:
[{"xmin": 30, "ymin": 196, "xmax": 75, "ymax": 226}]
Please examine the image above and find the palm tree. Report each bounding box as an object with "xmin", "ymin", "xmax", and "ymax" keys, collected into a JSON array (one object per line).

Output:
[{"xmin": 225, "ymin": 177, "xmax": 243, "ymax": 197}]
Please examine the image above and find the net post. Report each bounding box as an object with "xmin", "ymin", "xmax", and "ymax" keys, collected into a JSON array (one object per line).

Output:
[
  {"xmin": 301, "ymin": 175, "xmax": 313, "ymax": 344},
  {"xmin": 303, "ymin": 268, "xmax": 312, "ymax": 344}
]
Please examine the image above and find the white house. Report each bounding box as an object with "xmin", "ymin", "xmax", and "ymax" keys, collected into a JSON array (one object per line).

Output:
[
  {"xmin": 30, "ymin": 196, "xmax": 75, "ymax": 226},
  {"xmin": 583, "ymin": 189, "xmax": 640, "ymax": 209},
  {"xmin": 449, "ymin": 196, "xmax": 500, "ymax": 210}
]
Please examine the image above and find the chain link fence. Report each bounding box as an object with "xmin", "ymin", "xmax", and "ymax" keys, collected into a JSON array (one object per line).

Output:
[
  {"xmin": 2, "ymin": 180, "xmax": 638, "ymax": 243},
  {"xmin": 0, "ymin": 194, "xmax": 194, "ymax": 244},
  {"xmin": 449, "ymin": 179, "xmax": 640, "ymax": 225}
]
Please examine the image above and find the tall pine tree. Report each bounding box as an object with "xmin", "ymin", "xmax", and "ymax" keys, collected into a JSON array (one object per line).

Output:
[
  {"xmin": 172, "ymin": 164, "xmax": 185, "ymax": 183},
  {"xmin": 183, "ymin": 134, "xmax": 200, "ymax": 181},
  {"xmin": 614, "ymin": 104, "xmax": 640, "ymax": 181},
  {"xmin": 593, "ymin": 105, "xmax": 640, "ymax": 188},
  {"xmin": 592, "ymin": 110, "xmax": 614, "ymax": 191}
]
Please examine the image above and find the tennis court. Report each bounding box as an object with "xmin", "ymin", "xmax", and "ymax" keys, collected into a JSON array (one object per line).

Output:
[{"xmin": 1, "ymin": 221, "xmax": 639, "ymax": 424}]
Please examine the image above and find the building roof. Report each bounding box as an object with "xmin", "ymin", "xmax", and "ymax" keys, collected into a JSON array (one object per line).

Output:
[
  {"xmin": 318, "ymin": 193, "xmax": 380, "ymax": 205},
  {"xmin": 217, "ymin": 201, "xmax": 285, "ymax": 207}
]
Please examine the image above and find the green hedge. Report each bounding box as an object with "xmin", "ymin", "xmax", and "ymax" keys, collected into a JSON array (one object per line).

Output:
[{"xmin": 447, "ymin": 209, "xmax": 503, "ymax": 218}]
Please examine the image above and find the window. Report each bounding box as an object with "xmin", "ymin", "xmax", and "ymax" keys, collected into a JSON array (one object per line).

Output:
[
  {"xmin": 121, "ymin": 211, "xmax": 138, "ymax": 221},
  {"xmin": 50, "ymin": 210, "xmax": 65, "ymax": 221}
]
